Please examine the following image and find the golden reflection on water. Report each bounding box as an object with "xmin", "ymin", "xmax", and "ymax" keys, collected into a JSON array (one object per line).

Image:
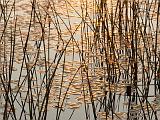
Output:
[{"xmin": 0, "ymin": 0, "xmax": 160, "ymax": 119}]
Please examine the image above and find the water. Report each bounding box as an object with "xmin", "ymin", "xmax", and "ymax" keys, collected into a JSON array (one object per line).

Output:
[{"xmin": 0, "ymin": 0, "xmax": 160, "ymax": 120}]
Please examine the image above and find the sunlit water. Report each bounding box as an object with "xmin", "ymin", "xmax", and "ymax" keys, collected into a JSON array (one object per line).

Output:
[{"xmin": 0, "ymin": 0, "xmax": 160, "ymax": 120}]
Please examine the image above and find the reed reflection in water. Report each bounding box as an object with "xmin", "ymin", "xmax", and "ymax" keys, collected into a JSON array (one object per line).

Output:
[{"xmin": 0, "ymin": 0, "xmax": 160, "ymax": 120}]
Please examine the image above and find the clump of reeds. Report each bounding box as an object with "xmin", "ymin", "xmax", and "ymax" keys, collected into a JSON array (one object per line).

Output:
[{"xmin": 0, "ymin": 0, "xmax": 159, "ymax": 120}]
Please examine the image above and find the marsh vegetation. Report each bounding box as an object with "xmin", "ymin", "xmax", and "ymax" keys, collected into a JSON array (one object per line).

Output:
[{"xmin": 0, "ymin": 0, "xmax": 160, "ymax": 120}]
